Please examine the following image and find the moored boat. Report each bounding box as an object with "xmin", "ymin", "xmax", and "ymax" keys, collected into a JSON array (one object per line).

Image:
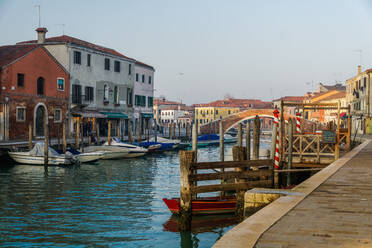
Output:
[
  {"xmin": 162, "ymin": 196, "xmax": 237, "ymax": 215},
  {"xmin": 8, "ymin": 143, "xmax": 73, "ymax": 165},
  {"xmin": 74, "ymin": 151, "xmax": 104, "ymax": 163},
  {"xmin": 103, "ymin": 138, "xmax": 147, "ymax": 158},
  {"xmin": 84, "ymin": 145, "xmax": 130, "ymax": 159}
]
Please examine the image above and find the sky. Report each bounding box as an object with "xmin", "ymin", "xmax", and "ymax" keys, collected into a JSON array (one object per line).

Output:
[{"xmin": 1, "ymin": 0, "xmax": 372, "ymax": 105}]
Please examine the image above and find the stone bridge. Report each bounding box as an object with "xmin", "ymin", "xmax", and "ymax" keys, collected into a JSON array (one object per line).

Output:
[{"xmin": 199, "ymin": 109, "xmax": 292, "ymax": 134}]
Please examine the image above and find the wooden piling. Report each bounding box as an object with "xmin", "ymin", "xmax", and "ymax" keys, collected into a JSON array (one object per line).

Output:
[
  {"xmin": 232, "ymin": 145, "xmax": 247, "ymax": 220},
  {"xmin": 80, "ymin": 123, "xmax": 84, "ymax": 152},
  {"xmin": 75, "ymin": 118, "xmax": 80, "ymax": 149},
  {"xmin": 173, "ymin": 122, "xmax": 176, "ymax": 139},
  {"xmin": 57, "ymin": 125, "xmax": 60, "ymax": 150},
  {"xmin": 178, "ymin": 122, "xmax": 181, "ymax": 139},
  {"xmin": 137, "ymin": 119, "xmax": 142, "ymax": 143},
  {"xmin": 108, "ymin": 120, "xmax": 112, "ymax": 145},
  {"xmin": 128, "ymin": 120, "xmax": 133, "ymax": 143},
  {"xmin": 117, "ymin": 124, "xmax": 120, "ymax": 140},
  {"xmin": 287, "ymin": 120, "xmax": 293, "ymax": 186},
  {"xmin": 154, "ymin": 121, "xmax": 158, "ymax": 142},
  {"xmin": 96, "ymin": 122, "xmax": 100, "ymax": 144},
  {"xmin": 192, "ymin": 122, "xmax": 198, "ymax": 162},
  {"xmin": 253, "ymin": 115, "xmax": 260, "ymax": 160},
  {"xmin": 28, "ymin": 122, "xmax": 32, "ymax": 150},
  {"xmin": 270, "ymin": 122, "xmax": 277, "ymax": 160},
  {"xmin": 246, "ymin": 122, "xmax": 251, "ymax": 160},
  {"xmin": 347, "ymin": 105, "xmax": 351, "ymax": 150},
  {"xmin": 179, "ymin": 150, "xmax": 196, "ymax": 231},
  {"xmin": 237, "ymin": 123, "xmax": 243, "ymax": 147},
  {"xmin": 335, "ymin": 101, "xmax": 341, "ymax": 160},
  {"xmin": 147, "ymin": 120, "xmax": 150, "ymax": 142},
  {"xmin": 169, "ymin": 123, "xmax": 172, "ymax": 139},
  {"xmin": 62, "ymin": 121, "xmax": 66, "ymax": 153},
  {"xmin": 44, "ymin": 117, "xmax": 48, "ymax": 166},
  {"xmin": 219, "ymin": 121, "xmax": 224, "ymax": 162}
]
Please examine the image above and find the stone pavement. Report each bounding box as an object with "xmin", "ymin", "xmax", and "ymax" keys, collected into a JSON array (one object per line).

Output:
[{"xmin": 255, "ymin": 140, "xmax": 372, "ymax": 248}]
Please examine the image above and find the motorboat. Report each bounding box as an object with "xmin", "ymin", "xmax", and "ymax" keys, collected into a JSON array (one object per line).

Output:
[
  {"xmin": 8, "ymin": 142, "xmax": 73, "ymax": 165},
  {"xmin": 133, "ymin": 141, "xmax": 162, "ymax": 152},
  {"xmin": 84, "ymin": 145, "xmax": 130, "ymax": 159},
  {"xmin": 103, "ymin": 138, "xmax": 147, "ymax": 158},
  {"xmin": 149, "ymin": 137, "xmax": 180, "ymax": 150},
  {"xmin": 163, "ymin": 196, "xmax": 237, "ymax": 215},
  {"xmin": 223, "ymin": 134, "xmax": 237, "ymax": 144},
  {"xmin": 74, "ymin": 151, "xmax": 104, "ymax": 163}
]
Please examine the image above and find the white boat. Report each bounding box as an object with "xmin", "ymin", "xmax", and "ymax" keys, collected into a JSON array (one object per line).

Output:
[
  {"xmin": 8, "ymin": 142, "xmax": 73, "ymax": 165},
  {"xmin": 84, "ymin": 146, "xmax": 130, "ymax": 160},
  {"xmin": 103, "ymin": 138, "xmax": 147, "ymax": 158},
  {"xmin": 224, "ymin": 134, "xmax": 238, "ymax": 143},
  {"xmin": 74, "ymin": 151, "xmax": 104, "ymax": 163},
  {"xmin": 149, "ymin": 137, "xmax": 180, "ymax": 149}
]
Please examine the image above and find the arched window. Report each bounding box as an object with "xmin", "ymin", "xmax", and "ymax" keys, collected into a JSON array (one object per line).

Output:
[
  {"xmin": 114, "ymin": 86, "xmax": 119, "ymax": 104},
  {"xmin": 104, "ymin": 84, "xmax": 109, "ymax": 102},
  {"xmin": 37, "ymin": 77, "xmax": 44, "ymax": 95}
]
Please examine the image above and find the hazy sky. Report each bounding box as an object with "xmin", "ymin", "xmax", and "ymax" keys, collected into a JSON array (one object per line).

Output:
[{"xmin": 1, "ymin": 0, "xmax": 372, "ymax": 104}]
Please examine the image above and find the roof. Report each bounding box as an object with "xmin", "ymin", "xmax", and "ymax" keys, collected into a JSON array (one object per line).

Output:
[
  {"xmin": 312, "ymin": 91, "xmax": 346, "ymax": 103},
  {"xmin": 0, "ymin": 44, "xmax": 40, "ymax": 68},
  {"xmin": 273, "ymin": 96, "xmax": 305, "ymax": 102},
  {"xmin": 193, "ymin": 98, "xmax": 270, "ymax": 108},
  {"xmin": 161, "ymin": 106, "xmax": 187, "ymax": 111},
  {"xmin": 18, "ymin": 35, "xmax": 133, "ymax": 61},
  {"xmin": 135, "ymin": 60, "xmax": 155, "ymax": 70},
  {"xmin": 319, "ymin": 83, "xmax": 346, "ymax": 91},
  {"xmin": 154, "ymin": 98, "xmax": 183, "ymax": 106}
]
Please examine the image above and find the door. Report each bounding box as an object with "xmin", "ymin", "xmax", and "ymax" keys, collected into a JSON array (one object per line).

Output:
[{"xmin": 35, "ymin": 105, "xmax": 45, "ymax": 136}]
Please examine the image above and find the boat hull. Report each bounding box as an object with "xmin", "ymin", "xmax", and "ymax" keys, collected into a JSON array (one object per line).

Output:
[
  {"xmin": 75, "ymin": 152, "xmax": 104, "ymax": 163},
  {"xmin": 9, "ymin": 152, "xmax": 72, "ymax": 165},
  {"xmin": 163, "ymin": 197, "xmax": 237, "ymax": 215}
]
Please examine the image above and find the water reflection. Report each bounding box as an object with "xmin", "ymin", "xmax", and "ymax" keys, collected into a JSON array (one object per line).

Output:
[{"xmin": 0, "ymin": 142, "xmax": 269, "ymax": 247}]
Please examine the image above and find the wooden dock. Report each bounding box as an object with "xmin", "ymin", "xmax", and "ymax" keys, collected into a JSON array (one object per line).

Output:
[{"xmin": 214, "ymin": 140, "xmax": 372, "ymax": 247}]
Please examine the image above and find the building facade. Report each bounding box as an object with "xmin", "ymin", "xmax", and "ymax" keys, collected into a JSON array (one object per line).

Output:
[
  {"xmin": 0, "ymin": 44, "xmax": 70, "ymax": 140},
  {"xmin": 346, "ymin": 66, "xmax": 372, "ymax": 134},
  {"xmin": 133, "ymin": 61, "xmax": 155, "ymax": 135},
  {"xmin": 19, "ymin": 29, "xmax": 135, "ymax": 138}
]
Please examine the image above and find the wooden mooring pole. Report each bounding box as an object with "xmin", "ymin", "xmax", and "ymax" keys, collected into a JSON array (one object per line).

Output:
[
  {"xmin": 237, "ymin": 123, "xmax": 243, "ymax": 147},
  {"xmin": 192, "ymin": 122, "xmax": 198, "ymax": 162},
  {"xmin": 154, "ymin": 121, "xmax": 158, "ymax": 142},
  {"xmin": 62, "ymin": 121, "xmax": 66, "ymax": 153},
  {"xmin": 219, "ymin": 121, "xmax": 224, "ymax": 162},
  {"xmin": 108, "ymin": 120, "xmax": 112, "ymax": 145},
  {"xmin": 75, "ymin": 118, "xmax": 80, "ymax": 149},
  {"xmin": 335, "ymin": 101, "xmax": 341, "ymax": 160},
  {"xmin": 246, "ymin": 122, "xmax": 251, "ymax": 160},
  {"xmin": 347, "ymin": 104, "xmax": 351, "ymax": 150},
  {"xmin": 253, "ymin": 115, "xmax": 260, "ymax": 160},
  {"xmin": 28, "ymin": 122, "xmax": 32, "ymax": 150},
  {"xmin": 233, "ymin": 145, "xmax": 246, "ymax": 220},
  {"xmin": 80, "ymin": 123, "xmax": 84, "ymax": 152},
  {"xmin": 179, "ymin": 150, "xmax": 195, "ymax": 231},
  {"xmin": 44, "ymin": 117, "xmax": 48, "ymax": 166},
  {"xmin": 137, "ymin": 119, "xmax": 142, "ymax": 143},
  {"xmin": 96, "ymin": 122, "xmax": 100, "ymax": 144},
  {"xmin": 128, "ymin": 120, "xmax": 133, "ymax": 144},
  {"xmin": 287, "ymin": 120, "xmax": 293, "ymax": 186}
]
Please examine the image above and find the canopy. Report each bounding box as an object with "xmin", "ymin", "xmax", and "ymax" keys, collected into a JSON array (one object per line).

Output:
[
  {"xmin": 72, "ymin": 110, "xmax": 107, "ymax": 118},
  {"xmin": 141, "ymin": 113, "xmax": 153, "ymax": 118},
  {"xmin": 100, "ymin": 112, "xmax": 128, "ymax": 119}
]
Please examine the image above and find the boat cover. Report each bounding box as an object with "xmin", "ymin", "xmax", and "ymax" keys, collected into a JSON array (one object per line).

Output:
[
  {"xmin": 198, "ymin": 134, "xmax": 219, "ymax": 141},
  {"xmin": 29, "ymin": 142, "xmax": 62, "ymax": 157}
]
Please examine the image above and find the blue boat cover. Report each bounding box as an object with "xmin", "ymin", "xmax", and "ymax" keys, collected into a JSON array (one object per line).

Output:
[{"xmin": 198, "ymin": 134, "xmax": 219, "ymax": 141}]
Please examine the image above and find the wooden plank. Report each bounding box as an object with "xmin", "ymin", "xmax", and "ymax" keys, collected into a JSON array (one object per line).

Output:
[
  {"xmin": 291, "ymin": 163, "xmax": 329, "ymax": 168},
  {"xmin": 189, "ymin": 170, "xmax": 273, "ymax": 182},
  {"xmin": 275, "ymin": 168, "xmax": 322, "ymax": 173},
  {"xmin": 191, "ymin": 159, "xmax": 273, "ymax": 170},
  {"xmin": 192, "ymin": 180, "xmax": 272, "ymax": 194}
]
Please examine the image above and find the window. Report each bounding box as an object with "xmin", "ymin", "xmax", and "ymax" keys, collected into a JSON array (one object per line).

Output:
[
  {"xmin": 114, "ymin": 86, "xmax": 119, "ymax": 104},
  {"xmin": 216, "ymin": 110, "xmax": 218, "ymax": 114},
  {"xmin": 142, "ymin": 74, "xmax": 145, "ymax": 83},
  {"xmin": 135, "ymin": 95, "xmax": 146, "ymax": 106},
  {"xmin": 85, "ymin": 86, "xmax": 94, "ymax": 102},
  {"xmin": 114, "ymin": 61, "xmax": 120, "ymax": 72},
  {"xmin": 17, "ymin": 73, "xmax": 24, "ymax": 87},
  {"xmin": 148, "ymin": 76, "xmax": 152, "ymax": 84},
  {"xmin": 37, "ymin": 77, "xmax": 44, "ymax": 95},
  {"xmin": 105, "ymin": 58, "xmax": 110, "ymax": 70},
  {"xmin": 72, "ymin": 84, "xmax": 82, "ymax": 104},
  {"xmin": 364, "ymin": 77, "xmax": 367, "ymax": 88},
  {"xmin": 136, "ymin": 73, "xmax": 139, "ymax": 82},
  {"xmin": 148, "ymin": 96, "xmax": 153, "ymax": 107},
  {"xmin": 228, "ymin": 110, "xmax": 231, "ymax": 115},
  {"xmin": 54, "ymin": 109, "xmax": 62, "ymax": 123},
  {"xmin": 104, "ymin": 84, "xmax": 109, "ymax": 101},
  {"xmin": 73, "ymin": 51, "xmax": 81, "ymax": 64},
  {"xmin": 127, "ymin": 88, "xmax": 133, "ymax": 106},
  {"xmin": 200, "ymin": 119, "xmax": 202, "ymax": 124},
  {"xmin": 129, "ymin": 64, "xmax": 132, "ymax": 75},
  {"xmin": 57, "ymin": 78, "xmax": 65, "ymax": 91},
  {"xmin": 16, "ymin": 107, "xmax": 26, "ymax": 122},
  {"xmin": 87, "ymin": 54, "xmax": 91, "ymax": 67}
]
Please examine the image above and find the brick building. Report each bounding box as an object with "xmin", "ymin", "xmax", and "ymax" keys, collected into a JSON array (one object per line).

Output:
[{"xmin": 0, "ymin": 44, "xmax": 70, "ymax": 140}]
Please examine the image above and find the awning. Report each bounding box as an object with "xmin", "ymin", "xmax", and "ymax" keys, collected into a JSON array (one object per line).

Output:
[
  {"xmin": 141, "ymin": 113, "xmax": 153, "ymax": 118},
  {"xmin": 71, "ymin": 110, "xmax": 107, "ymax": 118},
  {"xmin": 101, "ymin": 112, "xmax": 128, "ymax": 119}
]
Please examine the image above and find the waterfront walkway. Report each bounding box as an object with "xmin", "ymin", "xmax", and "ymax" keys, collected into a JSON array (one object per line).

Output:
[{"xmin": 214, "ymin": 140, "xmax": 372, "ymax": 247}]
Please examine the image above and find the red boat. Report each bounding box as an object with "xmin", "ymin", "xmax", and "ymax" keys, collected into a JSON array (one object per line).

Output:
[{"xmin": 162, "ymin": 196, "xmax": 237, "ymax": 215}]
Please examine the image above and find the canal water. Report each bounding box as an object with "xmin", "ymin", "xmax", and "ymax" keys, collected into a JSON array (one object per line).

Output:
[{"xmin": 0, "ymin": 141, "xmax": 270, "ymax": 248}]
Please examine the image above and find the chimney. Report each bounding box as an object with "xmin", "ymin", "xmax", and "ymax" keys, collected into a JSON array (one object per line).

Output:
[
  {"xmin": 358, "ymin": 65, "xmax": 362, "ymax": 75},
  {"xmin": 36, "ymin": 27, "xmax": 48, "ymax": 43}
]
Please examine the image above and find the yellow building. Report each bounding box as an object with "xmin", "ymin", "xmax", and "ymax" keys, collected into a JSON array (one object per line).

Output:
[{"xmin": 194, "ymin": 106, "xmax": 240, "ymax": 125}]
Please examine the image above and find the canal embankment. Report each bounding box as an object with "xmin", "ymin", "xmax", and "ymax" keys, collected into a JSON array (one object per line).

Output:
[{"xmin": 213, "ymin": 139, "xmax": 372, "ymax": 247}]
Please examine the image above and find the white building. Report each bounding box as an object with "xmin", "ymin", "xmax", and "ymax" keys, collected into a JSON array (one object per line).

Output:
[
  {"xmin": 19, "ymin": 29, "xmax": 135, "ymax": 137},
  {"xmin": 160, "ymin": 106, "xmax": 190, "ymax": 125},
  {"xmin": 133, "ymin": 61, "xmax": 155, "ymax": 134}
]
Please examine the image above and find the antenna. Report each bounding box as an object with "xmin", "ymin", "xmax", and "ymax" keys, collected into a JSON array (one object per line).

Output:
[
  {"xmin": 35, "ymin": 5, "xmax": 41, "ymax": 27},
  {"xmin": 56, "ymin": 24, "xmax": 66, "ymax": 35}
]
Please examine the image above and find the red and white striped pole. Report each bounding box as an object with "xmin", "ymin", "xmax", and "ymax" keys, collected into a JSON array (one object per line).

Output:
[
  {"xmin": 296, "ymin": 112, "xmax": 301, "ymax": 134},
  {"xmin": 273, "ymin": 109, "xmax": 280, "ymax": 169}
]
